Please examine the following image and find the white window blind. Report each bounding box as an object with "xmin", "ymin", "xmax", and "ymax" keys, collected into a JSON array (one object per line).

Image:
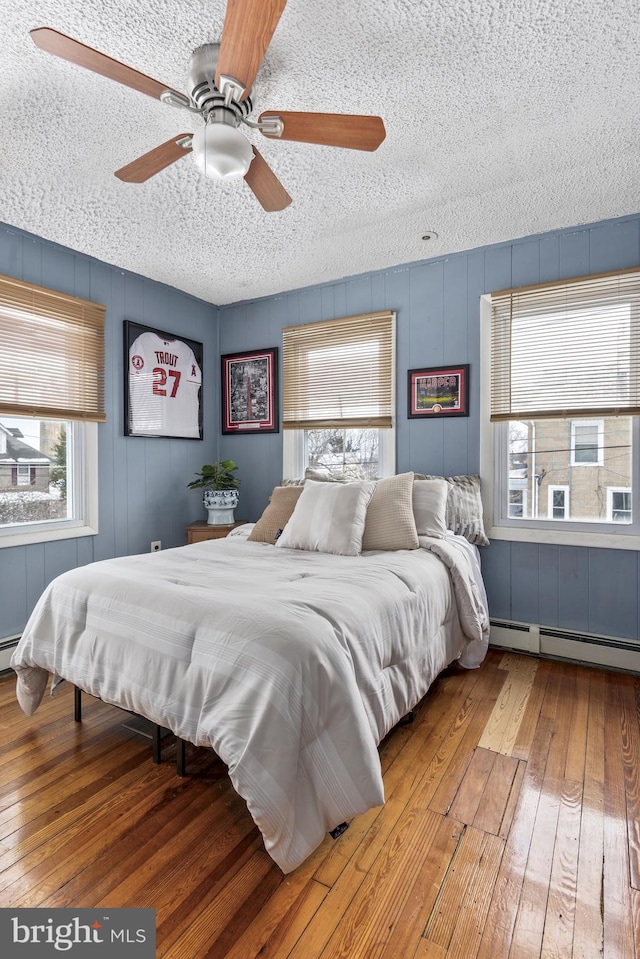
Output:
[
  {"xmin": 491, "ymin": 267, "xmax": 640, "ymax": 421},
  {"xmin": 0, "ymin": 273, "xmax": 106, "ymax": 422},
  {"xmin": 282, "ymin": 311, "xmax": 395, "ymax": 430}
]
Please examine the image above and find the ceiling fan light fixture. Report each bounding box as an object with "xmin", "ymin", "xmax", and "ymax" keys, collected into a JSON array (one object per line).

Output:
[{"xmin": 191, "ymin": 121, "xmax": 254, "ymax": 179}]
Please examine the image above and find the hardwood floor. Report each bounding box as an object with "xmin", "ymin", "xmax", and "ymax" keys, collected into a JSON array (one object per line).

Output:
[{"xmin": 1, "ymin": 649, "xmax": 638, "ymax": 958}]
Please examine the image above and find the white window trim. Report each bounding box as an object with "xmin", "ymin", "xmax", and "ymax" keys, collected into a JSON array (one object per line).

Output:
[
  {"xmin": 508, "ymin": 487, "xmax": 527, "ymax": 518},
  {"xmin": 0, "ymin": 422, "xmax": 99, "ymax": 548},
  {"xmin": 608, "ymin": 486, "xmax": 632, "ymax": 522},
  {"xmin": 283, "ymin": 427, "xmax": 396, "ymax": 481},
  {"xmin": 548, "ymin": 484, "xmax": 569, "ymax": 520},
  {"xmin": 480, "ymin": 294, "xmax": 640, "ymax": 549},
  {"xmin": 570, "ymin": 419, "xmax": 604, "ymax": 467}
]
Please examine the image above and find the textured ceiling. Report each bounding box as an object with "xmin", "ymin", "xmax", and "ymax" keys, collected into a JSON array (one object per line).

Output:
[{"xmin": 2, "ymin": 0, "xmax": 639, "ymax": 305}]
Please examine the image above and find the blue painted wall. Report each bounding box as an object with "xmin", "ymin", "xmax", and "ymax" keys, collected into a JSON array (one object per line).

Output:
[
  {"xmin": 219, "ymin": 213, "xmax": 640, "ymax": 642},
  {"xmin": 0, "ymin": 223, "xmax": 219, "ymax": 640},
  {"xmin": 3, "ymin": 213, "xmax": 640, "ymax": 644}
]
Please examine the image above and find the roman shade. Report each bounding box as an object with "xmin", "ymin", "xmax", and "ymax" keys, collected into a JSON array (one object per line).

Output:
[
  {"xmin": 0, "ymin": 273, "xmax": 106, "ymax": 422},
  {"xmin": 282, "ymin": 310, "xmax": 395, "ymax": 430},
  {"xmin": 490, "ymin": 266, "xmax": 640, "ymax": 421}
]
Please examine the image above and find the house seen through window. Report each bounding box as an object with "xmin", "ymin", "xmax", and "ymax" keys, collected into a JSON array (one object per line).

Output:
[
  {"xmin": 506, "ymin": 416, "xmax": 632, "ymax": 524},
  {"xmin": 0, "ymin": 417, "xmax": 73, "ymax": 529},
  {"xmin": 486, "ymin": 267, "xmax": 640, "ymax": 542}
]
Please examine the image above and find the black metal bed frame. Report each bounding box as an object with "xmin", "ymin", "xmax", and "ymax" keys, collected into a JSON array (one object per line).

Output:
[
  {"xmin": 74, "ymin": 685, "xmax": 187, "ymax": 772},
  {"xmin": 72, "ymin": 685, "xmax": 415, "ymax": 842}
]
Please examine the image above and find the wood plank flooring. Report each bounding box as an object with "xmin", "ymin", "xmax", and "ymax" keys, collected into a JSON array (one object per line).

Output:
[{"xmin": 1, "ymin": 648, "xmax": 638, "ymax": 958}]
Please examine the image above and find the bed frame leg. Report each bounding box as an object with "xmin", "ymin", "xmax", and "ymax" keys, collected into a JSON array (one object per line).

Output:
[
  {"xmin": 152, "ymin": 724, "xmax": 163, "ymax": 764},
  {"xmin": 74, "ymin": 686, "xmax": 82, "ymax": 723},
  {"xmin": 176, "ymin": 738, "xmax": 186, "ymax": 777},
  {"xmin": 399, "ymin": 710, "xmax": 414, "ymax": 726}
]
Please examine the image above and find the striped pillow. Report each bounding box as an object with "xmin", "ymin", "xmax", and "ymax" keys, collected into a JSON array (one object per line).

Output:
[
  {"xmin": 415, "ymin": 473, "xmax": 489, "ymax": 546},
  {"xmin": 362, "ymin": 472, "xmax": 419, "ymax": 551},
  {"xmin": 276, "ymin": 479, "xmax": 375, "ymax": 555}
]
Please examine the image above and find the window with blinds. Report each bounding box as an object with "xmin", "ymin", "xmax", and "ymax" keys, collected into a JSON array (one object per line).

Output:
[
  {"xmin": 486, "ymin": 267, "xmax": 640, "ymax": 539},
  {"xmin": 490, "ymin": 267, "xmax": 640, "ymax": 421},
  {"xmin": 282, "ymin": 311, "xmax": 395, "ymax": 430},
  {"xmin": 281, "ymin": 310, "xmax": 396, "ymax": 480},
  {"xmin": 0, "ymin": 273, "xmax": 106, "ymax": 422},
  {"xmin": 0, "ymin": 273, "xmax": 104, "ymax": 547}
]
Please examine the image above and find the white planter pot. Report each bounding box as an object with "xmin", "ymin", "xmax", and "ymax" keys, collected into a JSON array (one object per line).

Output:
[{"xmin": 203, "ymin": 489, "xmax": 239, "ymax": 525}]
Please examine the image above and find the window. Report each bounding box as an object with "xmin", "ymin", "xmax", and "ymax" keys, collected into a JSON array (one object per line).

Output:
[
  {"xmin": 0, "ymin": 273, "xmax": 104, "ymax": 547},
  {"xmin": 16, "ymin": 465, "xmax": 32, "ymax": 486},
  {"xmin": 548, "ymin": 485, "xmax": 569, "ymax": 520},
  {"xmin": 508, "ymin": 488, "xmax": 526, "ymax": 518},
  {"xmin": 608, "ymin": 488, "xmax": 632, "ymax": 523},
  {"xmin": 482, "ymin": 267, "xmax": 640, "ymax": 547},
  {"xmin": 282, "ymin": 311, "xmax": 396, "ymax": 479},
  {"xmin": 571, "ymin": 420, "xmax": 603, "ymax": 466},
  {"xmin": 0, "ymin": 416, "xmax": 94, "ymax": 534}
]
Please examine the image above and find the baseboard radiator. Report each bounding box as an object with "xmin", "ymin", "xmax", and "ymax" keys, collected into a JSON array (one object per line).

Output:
[
  {"xmin": 490, "ymin": 620, "xmax": 640, "ymax": 672},
  {"xmin": 0, "ymin": 636, "xmax": 19, "ymax": 673}
]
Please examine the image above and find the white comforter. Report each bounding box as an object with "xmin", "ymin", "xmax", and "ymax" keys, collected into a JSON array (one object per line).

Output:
[{"xmin": 11, "ymin": 533, "xmax": 489, "ymax": 873}]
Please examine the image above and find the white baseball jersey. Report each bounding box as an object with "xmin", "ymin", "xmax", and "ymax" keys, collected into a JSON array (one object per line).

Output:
[{"xmin": 129, "ymin": 332, "xmax": 202, "ymax": 437}]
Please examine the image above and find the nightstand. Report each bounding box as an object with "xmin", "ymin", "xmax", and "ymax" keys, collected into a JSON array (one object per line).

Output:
[{"xmin": 186, "ymin": 520, "xmax": 246, "ymax": 544}]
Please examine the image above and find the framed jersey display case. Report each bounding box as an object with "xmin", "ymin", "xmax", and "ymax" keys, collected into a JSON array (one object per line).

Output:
[{"xmin": 124, "ymin": 321, "xmax": 203, "ymax": 439}]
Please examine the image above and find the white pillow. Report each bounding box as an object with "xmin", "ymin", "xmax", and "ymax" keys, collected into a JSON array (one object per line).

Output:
[
  {"xmin": 413, "ymin": 478, "xmax": 448, "ymax": 538},
  {"xmin": 276, "ymin": 479, "xmax": 375, "ymax": 555}
]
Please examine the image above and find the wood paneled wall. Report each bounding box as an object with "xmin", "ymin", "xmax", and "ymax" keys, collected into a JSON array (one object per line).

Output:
[
  {"xmin": 218, "ymin": 214, "xmax": 640, "ymax": 644},
  {"xmin": 0, "ymin": 223, "xmax": 219, "ymax": 640},
  {"xmin": 3, "ymin": 213, "xmax": 640, "ymax": 648}
]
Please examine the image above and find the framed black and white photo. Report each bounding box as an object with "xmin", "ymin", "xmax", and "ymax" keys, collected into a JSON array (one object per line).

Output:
[
  {"xmin": 221, "ymin": 347, "xmax": 278, "ymax": 434},
  {"xmin": 407, "ymin": 364, "xmax": 470, "ymax": 418},
  {"xmin": 124, "ymin": 320, "xmax": 203, "ymax": 439}
]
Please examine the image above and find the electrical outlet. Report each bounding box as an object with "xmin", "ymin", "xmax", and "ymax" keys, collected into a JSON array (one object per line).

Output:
[{"xmin": 150, "ymin": 541, "xmax": 161, "ymax": 552}]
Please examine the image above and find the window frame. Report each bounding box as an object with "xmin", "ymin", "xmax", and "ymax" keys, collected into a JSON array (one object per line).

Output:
[
  {"xmin": 480, "ymin": 294, "xmax": 640, "ymax": 549},
  {"xmin": 570, "ymin": 419, "xmax": 604, "ymax": 467},
  {"xmin": 0, "ymin": 271, "xmax": 104, "ymax": 550},
  {"xmin": 15, "ymin": 465, "xmax": 31, "ymax": 487},
  {"xmin": 608, "ymin": 487, "xmax": 632, "ymax": 523},
  {"xmin": 281, "ymin": 311, "xmax": 396, "ymax": 481},
  {"xmin": 508, "ymin": 487, "xmax": 527, "ymax": 518},
  {"xmin": 548, "ymin": 484, "xmax": 570, "ymax": 520},
  {"xmin": 283, "ymin": 426, "xmax": 396, "ymax": 481},
  {"xmin": 0, "ymin": 419, "xmax": 98, "ymax": 549}
]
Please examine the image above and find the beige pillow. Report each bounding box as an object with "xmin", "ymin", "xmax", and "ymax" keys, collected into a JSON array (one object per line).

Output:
[
  {"xmin": 276, "ymin": 479, "xmax": 375, "ymax": 555},
  {"xmin": 361, "ymin": 472, "xmax": 419, "ymax": 551},
  {"xmin": 413, "ymin": 478, "xmax": 448, "ymax": 538},
  {"xmin": 247, "ymin": 486, "xmax": 304, "ymax": 544}
]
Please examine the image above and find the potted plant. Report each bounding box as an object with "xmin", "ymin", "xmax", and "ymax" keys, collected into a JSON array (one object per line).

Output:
[{"xmin": 187, "ymin": 459, "xmax": 240, "ymax": 525}]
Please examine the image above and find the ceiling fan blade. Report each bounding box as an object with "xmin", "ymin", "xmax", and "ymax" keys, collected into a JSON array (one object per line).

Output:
[
  {"xmin": 259, "ymin": 111, "xmax": 386, "ymax": 151},
  {"xmin": 30, "ymin": 27, "xmax": 186, "ymax": 101},
  {"xmin": 215, "ymin": 0, "xmax": 288, "ymax": 99},
  {"xmin": 244, "ymin": 147, "xmax": 291, "ymax": 212},
  {"xmin": 115, "ymin": 135, "xmax": 193, "ymax": 183}
]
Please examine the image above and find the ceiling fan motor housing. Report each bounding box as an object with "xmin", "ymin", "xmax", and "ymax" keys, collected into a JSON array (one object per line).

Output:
[{"xmin": 188, "ymin": 43, "xmax": 252, "ymax": 127}]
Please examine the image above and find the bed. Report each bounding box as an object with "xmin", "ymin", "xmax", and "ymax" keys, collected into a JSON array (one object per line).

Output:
[{"xmin": 11, "ymin": 473, "xmax": 490, "ymax": 874}]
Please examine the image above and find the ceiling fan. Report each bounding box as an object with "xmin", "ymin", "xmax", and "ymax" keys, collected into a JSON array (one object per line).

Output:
[{"xmin": 30, "ymin": 0, "xmax": 386, "ymax": 212}]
